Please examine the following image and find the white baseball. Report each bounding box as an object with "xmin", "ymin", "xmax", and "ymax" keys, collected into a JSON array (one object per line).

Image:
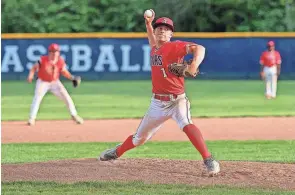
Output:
[{"xmin": 144, "ymin": 9, "xmax": 153, "ymax": 18}]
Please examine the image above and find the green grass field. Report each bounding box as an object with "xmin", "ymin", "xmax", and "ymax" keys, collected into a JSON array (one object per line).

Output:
[
  {"xmin": 3, "ymin": 181, "xmax": 295, "ymax": 195},
  {"xmin": 2, "ymin": 141, "xmax": 295, "ymax": 164},
  {"xmin": 2, "ymin": 80, "xmax": 295, "ymax": 120}
]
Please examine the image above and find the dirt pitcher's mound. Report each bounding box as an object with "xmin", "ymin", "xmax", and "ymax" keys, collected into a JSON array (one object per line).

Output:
[{"xmin": 2, "ymin": 158, "xmax": 295, "ymax": 190}]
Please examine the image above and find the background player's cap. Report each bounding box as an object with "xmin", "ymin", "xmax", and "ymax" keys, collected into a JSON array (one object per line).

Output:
[
  {"xmin": 267, "ymin": 41, "xmax": 275, "ymax": 46},
  {"xmin": 48, "ymin": 43, "xmax": 60, "ymax": 51},
  {"xmin": 153, "ymin": 17, "xmax": 174, "ymax": 32}
]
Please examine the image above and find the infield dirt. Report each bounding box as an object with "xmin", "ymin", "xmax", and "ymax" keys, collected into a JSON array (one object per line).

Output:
[{"xmin": 2, "ymin": 117, "xmax": 295, "ymax": 190}]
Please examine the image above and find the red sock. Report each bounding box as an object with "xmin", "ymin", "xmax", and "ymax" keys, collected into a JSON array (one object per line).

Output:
[
  {"xmin": 183, "ymin": 124, "xmax": 211, "ymax": 159},
  {"xmin": 116, "ymin": 135, "xmax": 136, "ymax": 157}
]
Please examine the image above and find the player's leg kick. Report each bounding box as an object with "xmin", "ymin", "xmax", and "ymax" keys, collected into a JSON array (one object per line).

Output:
[
  {"xmin": 50, "ymin": 80, "xmax": 83, "ymax": 124},
  {"xmin": 99, "ymin": 94, "xmax": 220, "ymax": 176},
  {"xmin": 99, "ymin": 98, "xmax": 170, "ymax": 161}
]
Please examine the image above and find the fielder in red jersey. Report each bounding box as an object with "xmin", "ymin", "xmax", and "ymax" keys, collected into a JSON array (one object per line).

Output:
[
  {"xmin": 37, "ymin": 55, "xmax": 65, "ymax": 82},
  {"xmin": 99, "ymin": 10, "xmax": 220, "ymax": 176},
  {"xmin": 259, "ymin": 41, "xmax": 282, "ymax": 99},
  {"xmin": 27, "ymin": 43, "xmax": 83, "ymax": 125}
]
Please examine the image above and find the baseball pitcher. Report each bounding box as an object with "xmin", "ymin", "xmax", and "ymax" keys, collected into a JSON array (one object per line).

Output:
[
  {"xmin": 27, "ymin": 43, "xmax": 83, "ymax": 125},
  {"xmin": 99, "ymin": 10, "xmax": 220, "ymax": 176},
  {"xmin": 259, "ymin": 41, "xmax": 282, "ymax": 99}
]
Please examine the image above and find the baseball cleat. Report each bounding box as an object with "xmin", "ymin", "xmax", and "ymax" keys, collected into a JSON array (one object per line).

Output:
[
  {"xmin": 99, "ymin": 145, "xmax": 121, "ymax": 161},
  {"xmin": 71, "ymin": 115, "xmax": 84, "ymax": 124},
  {"xmin": 27, "ymin": 119, "xmax": 35, "ymax": 126},
  {"xmin": 204, "ymin": 156, "xmax": 220, "ymax": 176},
  {"xmin": 265, "ymin": 95, "xmax": 272, "ymax": 100}
]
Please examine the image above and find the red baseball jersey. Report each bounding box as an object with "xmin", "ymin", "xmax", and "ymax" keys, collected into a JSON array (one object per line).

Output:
[
  {"xmin": 260, "ymin": 51, "xmax": 282, "ymax": 67},
  {"xmin": 150, "ymin": 40, "xmax": 190, "ymax": 95},
  {"xmin": 37, "ymin": 56, "xmax": 65, "ymax": 82}
]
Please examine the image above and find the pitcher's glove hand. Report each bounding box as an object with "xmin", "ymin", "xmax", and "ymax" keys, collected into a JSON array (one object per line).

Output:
[
  {"xmin": 168, "ymin": 59, "xmax": 198, "ymax": 78},
  {"xmin": 72, "ymin": 76, "xmax": 81, "ymax": 88}
]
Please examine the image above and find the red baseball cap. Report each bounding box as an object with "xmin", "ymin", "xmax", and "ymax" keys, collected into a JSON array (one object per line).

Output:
[
  {"xmin": 267, "ymin": 41, "xmax": 275, "ymax": 46},
  {"xmin": 48, "ymin": 43, "xmax": 60, "ymax": 51},
  {"xmin": 153, "ymin": 17, "xmax": 174, "ymax": 31}
]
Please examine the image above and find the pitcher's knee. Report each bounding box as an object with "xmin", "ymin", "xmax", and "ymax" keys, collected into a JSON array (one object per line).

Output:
[
  {"xmin": 132, "ymin": 135, "xmax": 148, "ymax": 146},
  {"xmin": 178, "ymin": 120, "xmax": 193, "ymax": 131}
]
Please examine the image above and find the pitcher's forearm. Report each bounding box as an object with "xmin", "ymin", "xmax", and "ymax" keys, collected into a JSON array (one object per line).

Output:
[
  {"xmin": 188, "ymin": 45, "xmax": 205, "ymax": 75},
  {"xmin": 145, "ymin": 22, "xmax": 156, "ymax": 47}
]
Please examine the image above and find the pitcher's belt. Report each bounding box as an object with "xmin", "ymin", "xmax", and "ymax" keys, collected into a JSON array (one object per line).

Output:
[{"xmin": 153, "ymin": 94, "xmax": 179, "ymax": 101}]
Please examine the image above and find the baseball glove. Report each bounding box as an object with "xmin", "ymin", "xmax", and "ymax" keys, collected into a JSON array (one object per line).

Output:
[
  {"xmin": 72, "ymin": 76, "xmax": 81, "ymax": 88},
  {"xmin": 168, "ymin": 59, "xmax": 199, "ymax": 78}
]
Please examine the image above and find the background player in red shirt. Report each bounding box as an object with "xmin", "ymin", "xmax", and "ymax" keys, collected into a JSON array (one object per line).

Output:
[
  {"xmin": 99, "ymin": 10, "xmax": 220, "ymax": 176},
  {"xmin": 259, "ymin": 41, "xmax": 282, "ymax": 99},
  {"xmin": 27, "ymin": 43, "xmax": 83, "ymax": 125}
]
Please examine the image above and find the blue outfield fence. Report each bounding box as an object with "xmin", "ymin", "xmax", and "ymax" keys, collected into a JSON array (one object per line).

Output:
[{"xmin": 1, "ymin": 33, "xmax": 295, "ymax": 80}]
